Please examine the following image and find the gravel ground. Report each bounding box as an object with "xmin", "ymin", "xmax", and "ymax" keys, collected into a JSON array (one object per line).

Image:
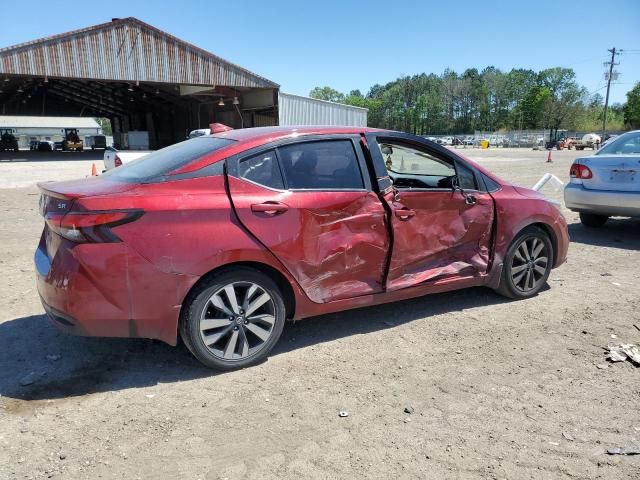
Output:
[{"xmin": 1, "ymin": 148, "xmax": 639, "ymax": 479}]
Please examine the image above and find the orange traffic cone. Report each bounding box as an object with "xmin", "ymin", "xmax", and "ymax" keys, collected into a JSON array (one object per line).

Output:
[
  {"xmin": 546, "ymin": 150, "xmax": 553, "ymax": 163},
  {"xmin": 91, "ymin": 163, "xmax": 98, "ymax": 176}
]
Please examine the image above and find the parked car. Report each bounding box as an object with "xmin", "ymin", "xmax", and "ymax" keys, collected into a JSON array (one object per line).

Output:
[
  {"xmin": 103, "ymin": 146, "xmax": 153, "ymax": 170},
  {"xmin": 29, "ymin": 140, "xmax": 40, "ymax": 151},
  {"xmin": 564, "ymin": 130, "xmax": 640, "ymax": 227},
  {"xmin": 463, "ymin": 136, "xmax": 475, "ymax": 146},
  {"xmin": 37, "ymin": 141, "xmax": 54, "ymax": 152},
  {"xmin": 600, "ymin": 134, "xmax": 618, "ymax": 148},
  {"xmin": 36, "ymin": 126, "xmax": 568, "ymax": 370},
  {"xmin": 86, "ymin": 135, "xmax": 107, "ymax": 150},
  {"xmin": 187, "ymin": 128, "xmax": 211, "ymax": 139},
  {"xmin": 53, "ymin": 141, "xmax": 63, "ymax": 151}
]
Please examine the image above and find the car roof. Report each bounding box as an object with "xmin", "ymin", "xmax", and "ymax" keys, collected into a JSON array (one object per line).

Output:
[{"xmin": 210, "ymin": 125, "xmax": 382, "ymax": 143}]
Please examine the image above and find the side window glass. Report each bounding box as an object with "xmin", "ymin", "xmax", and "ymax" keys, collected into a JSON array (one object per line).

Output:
[
  {"xmin": 378, "ymin": 141, "xmax": 455, "ymax": 189},
  {"xmin": 456, "ymin": 162, "xmax": 478, "ymax": 190},
  {"xmin": 238, "ymin": 150, "xmax": 284, "ymax": 189},
  {"xmin": 278, "ymin": 140, "xmax": 364, "ymax": 189}
]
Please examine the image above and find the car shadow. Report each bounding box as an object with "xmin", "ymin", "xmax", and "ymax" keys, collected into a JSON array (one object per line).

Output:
[
  {"xmin": 0, "ymin": 287, "xmax": 511, "ymax": 402},
  {"xmin": 568, "ymin": 218, "xmax": 640, "ymax": 251}
]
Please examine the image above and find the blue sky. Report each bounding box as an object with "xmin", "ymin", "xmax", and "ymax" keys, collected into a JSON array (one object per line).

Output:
[{"xmin": 2, "ymin": 0, "xmax": 639, "ymax": 103}]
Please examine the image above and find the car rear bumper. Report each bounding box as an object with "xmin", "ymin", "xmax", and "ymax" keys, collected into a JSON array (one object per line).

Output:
[
  {"xmin": 35, "ymin": 232, "xmax": 134, "ymax": 339},
  {"xmin": 564, "ymin": 183, "xmax": 640, "ymax": 217},
  {"xmin": 35, "ymin": 231, "xmax": 194, "ymax": 345}
]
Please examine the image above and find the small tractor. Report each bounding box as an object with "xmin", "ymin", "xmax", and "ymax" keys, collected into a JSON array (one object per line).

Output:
[
  {"xmin": 63, "ymin": 128, "xmax": 83, "ymax": 152},
  {"xmin": 0, "ymin": 128, "xmax": 19, "ymax": 152}
]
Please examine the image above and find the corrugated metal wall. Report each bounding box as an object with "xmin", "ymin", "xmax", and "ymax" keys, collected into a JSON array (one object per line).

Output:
[
  {"xmin": 0, "ymin": 18, "xmax": 277, "ymax": 89},
  {"xmin": 278, "ymin": 92, "xmax": 367, "ymax": 127}
]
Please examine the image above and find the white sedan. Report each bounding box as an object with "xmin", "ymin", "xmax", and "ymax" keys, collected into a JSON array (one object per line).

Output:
[
  {"xmin": 564, "ymin": 130, "xmax": 640, "ymax": 227},
  {"xmin": 103, "ymin": 147, "xmax": 152, "ymax": 170}
]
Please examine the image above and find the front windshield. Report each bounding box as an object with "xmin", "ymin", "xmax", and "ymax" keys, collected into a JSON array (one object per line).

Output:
[{"xmin": 597, "ymin": 131, "xmax": 640, "ymax": 155}]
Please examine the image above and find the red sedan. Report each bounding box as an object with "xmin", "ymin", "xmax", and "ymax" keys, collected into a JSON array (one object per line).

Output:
[{"xmin": 35, "ymin": 126, "xmax": 569, "ymax": 369}]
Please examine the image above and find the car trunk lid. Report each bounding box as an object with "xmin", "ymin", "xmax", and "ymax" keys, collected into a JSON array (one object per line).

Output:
[{"xmin": 579, "ymin": 155, "xmax": 640, "ymax": 192}]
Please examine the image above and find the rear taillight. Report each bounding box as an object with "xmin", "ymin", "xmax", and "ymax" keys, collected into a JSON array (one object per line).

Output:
[
  {"xmin": 114, "ymin": 155, "xmax": 123, "ymax": 167},
  {"xmin": 45, "ymin": 210, "xmax": 143, "ymax": 243},
  {"xmin": 570, "ymin": 163, "xmax": 593, "ymax": 180}
]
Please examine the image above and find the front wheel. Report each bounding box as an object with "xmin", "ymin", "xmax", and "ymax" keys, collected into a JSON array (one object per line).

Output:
[
  {"xmin": 579, "ymin": 213, "xmax": 608, "ymax": 228},
  {"xmin": 180, "ymin": 268, "xmax": 286, "ymax": 370},
  {"xmin": 495, "ymin": 226, "xmax": 553, "ymax": 299}
]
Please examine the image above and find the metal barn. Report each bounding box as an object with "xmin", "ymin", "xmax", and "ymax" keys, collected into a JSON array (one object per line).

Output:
[{"xmin": 0, "ymin": 18, "xmax": 367, "ymax": 150}]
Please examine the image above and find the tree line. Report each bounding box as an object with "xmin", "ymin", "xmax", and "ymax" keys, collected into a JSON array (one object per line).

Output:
[{"xmin": 310, "ymin": 67, "xmax": 639, "ymax": 135}]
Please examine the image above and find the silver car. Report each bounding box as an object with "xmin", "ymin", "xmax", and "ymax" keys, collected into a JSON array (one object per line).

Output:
[{"xmin": 564, "ymin": 130, "xmax": 640, "ymax": 227}]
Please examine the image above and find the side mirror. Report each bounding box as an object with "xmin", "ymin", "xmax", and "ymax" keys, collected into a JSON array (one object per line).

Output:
[{"xmin": 380, "ymin": 144, "xmax": 393, "ymax": 155}]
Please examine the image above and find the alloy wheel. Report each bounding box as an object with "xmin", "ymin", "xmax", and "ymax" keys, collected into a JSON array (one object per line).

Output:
[
  {"xmin": 510, "ymin": 236, "xmax": 549, "ymax": 293},
  {"xmin": 199, "ymin": 281, "xmax": 276, "ymax": 361}
]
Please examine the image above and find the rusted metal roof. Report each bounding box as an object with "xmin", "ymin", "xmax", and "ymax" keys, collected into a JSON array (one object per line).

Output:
[{"xmin": 0, "ymin": 17, "xmax": 278, "ymax": 89}]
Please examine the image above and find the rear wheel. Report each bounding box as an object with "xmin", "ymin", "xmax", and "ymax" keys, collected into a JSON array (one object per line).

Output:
[
  {"xmin": 496, "ymin": 226, "xmax": 553, "ymax": 299},
  {"xmin": 579, "ymin": 213, "xmax": 608, "ymax": 228},
  {"xmin": 180, "ymin": 268, "xmax": 286, "ymax": 370}
]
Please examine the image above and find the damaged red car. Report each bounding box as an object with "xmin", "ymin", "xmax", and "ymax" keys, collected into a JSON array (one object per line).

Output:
[{"xmin": 35, "ymin": 127, "xmax": 569, "ymax": 370}]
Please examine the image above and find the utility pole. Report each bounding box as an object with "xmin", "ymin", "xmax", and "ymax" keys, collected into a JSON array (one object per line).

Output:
[{"xmin": 602, "ymin": 47, "xmax": 620, "ymax": 137}]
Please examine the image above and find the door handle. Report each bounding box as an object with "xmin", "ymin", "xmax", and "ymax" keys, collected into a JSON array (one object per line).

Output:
[
  {"xmin": 394, "ymin": 208, "xmax": 415, "ymax": 220},
  {"xmin": 464, "ymin": 194, "xmax": 477, "ymax": 206},
  {"xmin": 250, "ymin": 202, "xmax": 288, "ymax": 215}
]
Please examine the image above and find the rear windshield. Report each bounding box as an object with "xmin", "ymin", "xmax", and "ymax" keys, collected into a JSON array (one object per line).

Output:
[
  {"xmin": 597, "ymin": 131, "xmax": 640, "ymax": 155},
  {"xmin": 102, "ymin": 137, "xmax": 234, "ymax": 182}
]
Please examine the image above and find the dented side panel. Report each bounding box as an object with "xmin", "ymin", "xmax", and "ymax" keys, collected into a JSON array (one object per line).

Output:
[
  {"xmin": 385, "ymin": 189, "xmax": 494, "ymax": 291},
  {"xmin": 227, "ymin": 176, "xmax": 390, "ymax": 303}
]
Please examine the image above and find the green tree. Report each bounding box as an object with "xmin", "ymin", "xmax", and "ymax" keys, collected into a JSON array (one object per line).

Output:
[
  {"xmin": 95, "ymin": 117, "xmax": 112, "ymax": 135},
  {"xmin": 309, "ymin": 86, "xmax": 345, "ymax": 103},
  {"xmin": 309, "ymin": 66, "xmax": 632, "ymax": 134},
  {"xmin": 536, "ymin": 68, "xmax": 586, "ymax": 133},
  {"xmin": 623, "ymin": 81, "xmax": 640, "ymax": 129}
]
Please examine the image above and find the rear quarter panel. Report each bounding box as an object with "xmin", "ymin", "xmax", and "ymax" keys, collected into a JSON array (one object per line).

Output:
[
  {"xmin": 76, "ymin": 175, "xmax": 312, "ymax": 344},
  {"xmin": 490, "ymin": 186, "xmax": 569, "ymax": 274}
]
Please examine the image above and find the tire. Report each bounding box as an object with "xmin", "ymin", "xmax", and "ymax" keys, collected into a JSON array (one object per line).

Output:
[
  {"xmin": 179, "ymin": 267, "xmax": 286, "ymax": 370},
  {"xmin": 580, "ymin": 212, "xmax": 608, "ymax": 228},
  {"xmin": 495, "ymin": 226, "xmax": 553, "ymax": 299}
]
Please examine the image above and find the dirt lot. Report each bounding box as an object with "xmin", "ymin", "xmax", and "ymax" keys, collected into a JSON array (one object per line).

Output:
[{"xmin": 1, "ymin": 148, "xmax": 638, "ymax": 479}]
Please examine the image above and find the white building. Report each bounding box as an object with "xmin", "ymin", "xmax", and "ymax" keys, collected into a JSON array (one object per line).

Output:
[
  {"xmin": 0, "ymin": 116, "xmax": 102, "ymax": 149},
  {"xmin": 278, "ymin": 93, "xmax": 368, "ymax": 127}
]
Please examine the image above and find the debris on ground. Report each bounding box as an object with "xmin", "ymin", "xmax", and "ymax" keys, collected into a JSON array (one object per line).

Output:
[
  {"xmin": 46, "ymin": 354, "xmax": 61, "ymax": 361},
  {"xmin": 338, "ymin": 411, "xmax": 349, "ymax": 418},
  {"xmin": 404, "ymin": 406, "xmax": 414, "ymax": 414},
  {"xmin": 606, "ymin": 446, "xmax": 640, "ymax": 455},
  {"xmin": 562, "ymin": 432, "xmax": 574, "ymax": 441},
  {"xmin": 606, "ymin": 344, "xmax": 640, "ymax": 366}
]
